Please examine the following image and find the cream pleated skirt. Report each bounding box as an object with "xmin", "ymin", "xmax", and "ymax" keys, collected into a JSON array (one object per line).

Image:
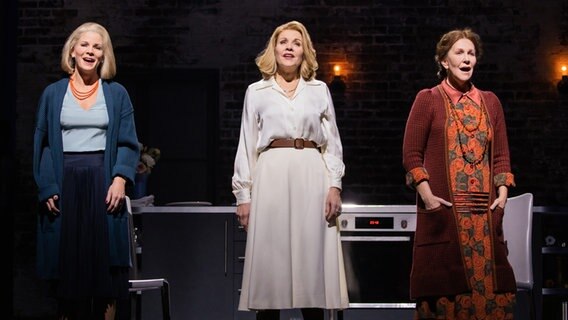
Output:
[{"xmin": 238, "ymin": 147, "xmax": 349, "ymax": 311}]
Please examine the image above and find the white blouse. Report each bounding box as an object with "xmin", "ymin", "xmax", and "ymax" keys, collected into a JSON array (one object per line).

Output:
[{"xmin": 232, "ymin": 76, "xmax": 345, "ymax": 205}]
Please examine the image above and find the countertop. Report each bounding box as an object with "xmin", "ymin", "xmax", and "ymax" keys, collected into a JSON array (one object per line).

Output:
[
  {"xmin": 131, "ymin": 204, "xmax": 564, "ymax": 214},
  {"xmin": 132, "ymin": 203, "xmax": 417, "ymax": 214}
]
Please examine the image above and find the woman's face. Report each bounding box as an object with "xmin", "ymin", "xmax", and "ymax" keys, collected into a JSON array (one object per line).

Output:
[
  {"xmin": 71, "ymin": 31, "xmax": 104, "ymax": 74},
  {"xmin": 274, "ymin": 29, "xmax": 304, "ymax": 73},
  {"xmin": 441, "ymin": 38, "xmax": 477, "ymax": 87}
]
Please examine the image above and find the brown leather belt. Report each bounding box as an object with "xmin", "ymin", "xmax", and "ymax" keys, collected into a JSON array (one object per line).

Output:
[{"xmin": 268, "ymin": 138, "xmax": 318, "ymax": 150}]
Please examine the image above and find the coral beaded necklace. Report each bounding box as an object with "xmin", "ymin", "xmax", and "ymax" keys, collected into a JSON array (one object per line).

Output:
[{"xmin": 69, "ymin": 75, "xmax": 99, "ymax": 100}]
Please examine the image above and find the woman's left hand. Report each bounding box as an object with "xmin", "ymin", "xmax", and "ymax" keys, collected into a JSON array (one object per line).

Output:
[
  {"xmin": 106, "ymin": 176, "xmax": 126, "ymax": 212},
  {"xmin": 325, "ymin": 187, "xmax": 342, "ymax": 225},
  {"xmin": 490, "ymin": 185, "xmax": 508, "ymax": 210}
]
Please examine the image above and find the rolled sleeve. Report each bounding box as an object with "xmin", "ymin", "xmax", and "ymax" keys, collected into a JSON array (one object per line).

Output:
[
  {"xmin": 494, "ymin": 172, "xmax": 515, "ymax": 188},
  {"xmin": 406, "ymin": 167, "xmax": 430, "ymax": 189}
]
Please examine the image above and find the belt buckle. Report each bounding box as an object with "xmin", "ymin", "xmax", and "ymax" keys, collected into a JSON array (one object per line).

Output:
[{"xmin": 293, "ymin": 138, "xmax": 304, "ymax": 149}]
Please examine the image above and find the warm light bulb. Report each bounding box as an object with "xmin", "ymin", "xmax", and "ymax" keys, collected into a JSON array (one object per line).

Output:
[
  {"xmin": 333, "ymin": 65, "xmax": 341, "ymax": 76},
  {"xmin": 562, "ymin": 65, "xmax": 567, "ymax": 75}
]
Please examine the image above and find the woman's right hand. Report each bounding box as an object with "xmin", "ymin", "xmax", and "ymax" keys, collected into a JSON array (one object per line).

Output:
[
  {"xmin": 236, "ymin": 203, "xmax": 251, "ymax": 231},
  {"xmin": 416, "ymin": 181, "xmax": 452, "ymax": 210},
  {"xmin": 423, "ymin": 195, "xmax": 452, "ymax": 210},
  {"xmin": 46, "ymin": 195, "xmax": 60, "ymax": 214}
]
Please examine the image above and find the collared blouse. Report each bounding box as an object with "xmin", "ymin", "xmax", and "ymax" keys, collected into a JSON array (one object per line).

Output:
[{"xmin": 232, "ymin": 76, "xmax": 345, "ymax": 205}]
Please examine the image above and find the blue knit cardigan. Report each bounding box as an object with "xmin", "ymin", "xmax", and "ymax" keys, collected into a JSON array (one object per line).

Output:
[{"xmin": 33, "ymin": 78, "xmax": 140, "ymax": 279}]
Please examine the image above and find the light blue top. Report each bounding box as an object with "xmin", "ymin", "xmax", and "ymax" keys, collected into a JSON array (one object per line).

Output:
[{"xmin": 61, "ymin": 79, "xmax": 108, "ymax": 152}]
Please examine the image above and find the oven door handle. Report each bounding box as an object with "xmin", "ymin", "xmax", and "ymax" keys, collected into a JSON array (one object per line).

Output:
[{"xmin": 340, "ymin": 236, "xmax": 411, "ymax": 242}]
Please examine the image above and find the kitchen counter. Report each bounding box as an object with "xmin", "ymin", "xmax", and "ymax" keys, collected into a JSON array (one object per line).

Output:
[
  {"xmin": 132, "ymin": 203, "xmax": 417, "ymax": 214},
  {"xmin": 132, "ymin": 205, "xmax": 235, "ymax": 214}
]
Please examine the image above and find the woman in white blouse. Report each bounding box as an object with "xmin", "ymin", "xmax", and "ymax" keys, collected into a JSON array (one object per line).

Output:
[{"xmin": 232, "ymin": 21, "xmax": 348, "ymax": 320}]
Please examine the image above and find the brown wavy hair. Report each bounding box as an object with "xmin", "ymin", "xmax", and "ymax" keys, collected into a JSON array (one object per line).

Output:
[{"xmin": 434, "ymin": 28, "xmax": 483, "ymax": 79}]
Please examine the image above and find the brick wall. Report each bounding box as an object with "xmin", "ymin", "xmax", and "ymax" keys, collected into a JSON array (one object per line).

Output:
[{"xmin": 13, "ymin": 0, "xmax": 568, "ymax": 317}]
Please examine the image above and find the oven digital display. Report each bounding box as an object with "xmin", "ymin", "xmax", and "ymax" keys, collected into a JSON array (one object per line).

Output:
[{"xmin": 355, "ymin": 217, "xmax": 394, "ymax": 229}]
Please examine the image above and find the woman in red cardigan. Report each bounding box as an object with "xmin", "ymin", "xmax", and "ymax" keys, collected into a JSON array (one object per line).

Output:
[{"xmin": 402, "ymin": 28, "xmax": 517, "ymax": 319}]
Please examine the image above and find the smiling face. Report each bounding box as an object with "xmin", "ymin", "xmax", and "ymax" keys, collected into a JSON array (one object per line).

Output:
[
  {"xmin": 274, "ymin": 29, "xmax": 304, "ymax": 74},
  {"xmin": 71, "ymin": 31, "xmax": 104, "ymax": 75},
  {"xmin": 441, "ymin": 38, "xmax": 477, "ymax": 89}
]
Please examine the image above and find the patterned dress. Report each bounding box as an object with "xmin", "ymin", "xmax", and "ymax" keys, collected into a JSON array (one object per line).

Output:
[{"xmin": 414, "ymin": 84, "xmax": 516, "ymax": 319}]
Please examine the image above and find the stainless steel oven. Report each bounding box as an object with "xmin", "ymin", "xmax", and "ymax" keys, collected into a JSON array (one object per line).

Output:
[{"xmin": 339, "ymin": 205, "xmax": 417, "ymax": 309}]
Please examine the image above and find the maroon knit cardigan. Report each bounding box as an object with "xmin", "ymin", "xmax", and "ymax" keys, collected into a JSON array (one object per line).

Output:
[{"xmin": 402, "ymin": 85, "xmax": 516, "ymax": 299}]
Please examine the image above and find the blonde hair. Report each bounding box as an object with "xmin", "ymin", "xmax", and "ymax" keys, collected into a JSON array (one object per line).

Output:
[
  {"xmin": 434, "ymin": 28, "xmax": 483, "ymax": 79},
  {"xmin": 255, "ymin": 21, "xmax": 318, "ymax": 81},
  {"xmin": 60, "ymin": 22, "xmax": 117, "ymax": 79}
]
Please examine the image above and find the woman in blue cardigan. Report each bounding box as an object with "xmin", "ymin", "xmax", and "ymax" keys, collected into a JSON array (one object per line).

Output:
[{"xmin": 33, "ymin": 22, "xmax": 139, "ymax": 319}]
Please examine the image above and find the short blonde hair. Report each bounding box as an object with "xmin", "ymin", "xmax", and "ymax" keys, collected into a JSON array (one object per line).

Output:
[
  {"xmin": 255, "ymin": 21, "xmax": 318, "ymax": 81},
  {"xmin": 434, "ymin": 28, "xmax": 483, "ymax": 79},
  {"xmin": 60, "ymin": 22, "xmax": 117, "ymax": 79}
]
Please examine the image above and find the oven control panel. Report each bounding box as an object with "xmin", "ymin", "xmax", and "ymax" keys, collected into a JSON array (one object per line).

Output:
[{"xmin": 338, "ymin": 205, "xmax": 416, "ymax": 232}]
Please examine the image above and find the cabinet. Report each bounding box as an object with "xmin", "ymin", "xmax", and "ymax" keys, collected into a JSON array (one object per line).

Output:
[
  {"xmin": 233, "ymin": 223, "xmax": 256, "ymax": 320},
  {"xmin": 535, "ymin": 206, "xmax": 568, "ymax": 320},
  {"xmin": 137, "ymin": 209, "xmax": 235, "ymax": 319}
]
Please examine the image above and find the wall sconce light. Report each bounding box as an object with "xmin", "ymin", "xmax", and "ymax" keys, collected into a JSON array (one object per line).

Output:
[
  {"xmin": 333, "ymin": 64, "xmax": 342, "ymax": 76},
  {"xmin": 329, "ymin": 64, "xmax": 346, "ymax": 94},
  {"xmin": 558, "ymin": 65, "xmax": 568, "ymax": 95}
]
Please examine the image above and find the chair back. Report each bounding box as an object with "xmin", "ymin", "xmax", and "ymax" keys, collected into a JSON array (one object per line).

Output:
[
  {"xmin": 503, "ymin": 193, "xmax": 534, "ymax": 290},
  {"xmin": 125, "ymin": 195, "xmax": 140, "ymax": 279},
  {"xmin": 124, "ymin": 196, "xmax": 172, "ymax": 319}
]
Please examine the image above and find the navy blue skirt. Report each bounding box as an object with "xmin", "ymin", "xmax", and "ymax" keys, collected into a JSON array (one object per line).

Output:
[{"xmin": 58, "ymin": 152, "xmax": 128, "ymax": 300}]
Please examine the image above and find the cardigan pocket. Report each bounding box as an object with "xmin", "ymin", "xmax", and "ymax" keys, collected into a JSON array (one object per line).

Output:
[{"xmin": 415, "ymin": 205, "xmax": 452, "ymax": 246}]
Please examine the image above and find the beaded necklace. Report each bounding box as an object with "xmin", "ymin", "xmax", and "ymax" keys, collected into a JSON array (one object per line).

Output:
[
  {"xmin": 69, "ymin": 75, "xmax": 99, "ymax": 100},
  {"xmin": 445, "ymin": 91, "xmax": 488, "ymax": 166}
]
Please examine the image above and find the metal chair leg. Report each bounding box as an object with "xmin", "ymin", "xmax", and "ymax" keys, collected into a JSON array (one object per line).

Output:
[
  {"xmin": 161, "ymin": 280, "xmax": 171, "ymax": 320},
  {"xmin": 327, "ymin": 309, "xmax": 334, "ymax": 320},
  {"xmin": 129, "ymin": 291, "xmax": 142, "ymax": 320}
]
